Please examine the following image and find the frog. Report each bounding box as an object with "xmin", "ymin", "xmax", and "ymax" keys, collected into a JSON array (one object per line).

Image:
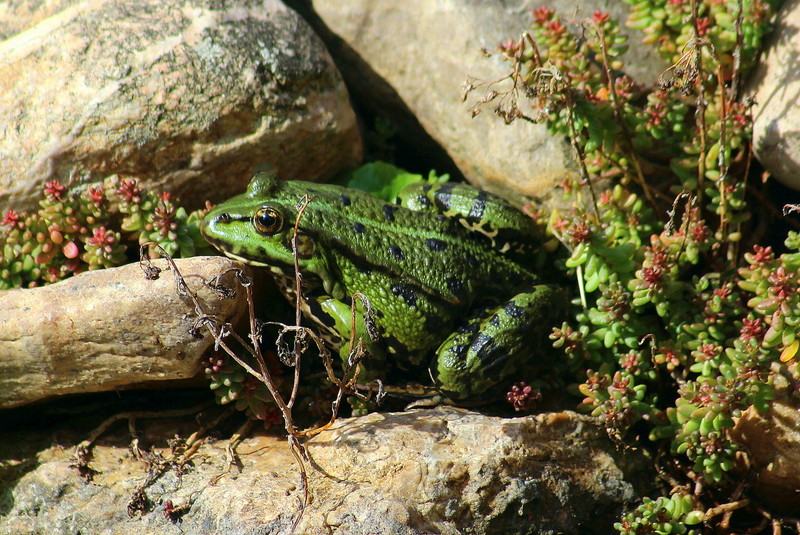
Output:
[{"xmin": 200, "ymin": 173, "xmax": 565, "ymax": 401}]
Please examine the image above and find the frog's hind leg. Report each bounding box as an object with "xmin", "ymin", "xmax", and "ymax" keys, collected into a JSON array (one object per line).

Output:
[{"xmin": 431, "ymin": 285, "xmax": 566, "ymax": 401}]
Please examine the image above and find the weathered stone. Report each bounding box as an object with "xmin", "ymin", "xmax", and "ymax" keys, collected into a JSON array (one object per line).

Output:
[
  {"xmin": 0, "ymin": 256, "xmax": 249, "ymax": 408},
  {"xmin": 0, "ymin": 0, "xmax": 72, "ymax": 40},
  {"xmin": 293, "ymin": 0, "xmax": 666, "ymax": 203},
  {"xmin": 0, "ymin": 0, "xmax": 362, "ymax": 213},
  {"xmin": 1, "ymin": 406, "xmax": 653, "ymax": 534},
  {"xmin": 749, "ymin": 0, "xmax": 800, "ymax": 190},
  {"xmin": 730, "ymin": 368, "xmax": 800, "ymax": 515}
]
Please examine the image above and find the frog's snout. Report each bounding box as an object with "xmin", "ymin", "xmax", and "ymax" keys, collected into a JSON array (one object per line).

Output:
[
  {"xmin": 201, "ymin": 210, "xmax": 231, "ymax": 230},
  {"xmin": 199, "ymin": 212, "xmax": 213, "ymax": 239},
  {"xmin": 199, "ymin": 210, "xmax": 231, "ymax": 248}
]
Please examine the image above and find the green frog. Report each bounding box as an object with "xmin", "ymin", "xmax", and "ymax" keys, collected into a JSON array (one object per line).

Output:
[{"xmin": 201, "ymin": 173, "xmax": 565, "ymax": 400}]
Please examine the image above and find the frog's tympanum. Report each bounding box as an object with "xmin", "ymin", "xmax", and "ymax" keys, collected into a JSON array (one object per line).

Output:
[{"xmin": 201, "ymin": 173, "xmax": 565, "ymax": 400}]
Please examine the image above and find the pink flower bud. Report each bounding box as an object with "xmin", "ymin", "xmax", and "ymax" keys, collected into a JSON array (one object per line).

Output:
[{"xmin": 62, "ymin": 241, "xmax": 80, "ymax": 259}]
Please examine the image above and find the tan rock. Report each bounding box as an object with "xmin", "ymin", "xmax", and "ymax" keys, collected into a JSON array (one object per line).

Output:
[
  {"xmin": 0, "ymin": 0, "xmax": 362, "ymax": 213},
  {"xmin": 0, "ymin": 256, "xmax": 249, "ymax": 408},
  {"xmin": 2, "ymin": 406, "xmax": 653, "ymax": 534},
  {"xmin": 730, "ymin": 367, "xmax": 800, "ymax": 514},
  {"xmin": 300, "ymin": 0, "xmax": 666, "ymax": 203},
  {"xmin": 749, "ymin": 0, "xmax": 800, "ymax": 190}
]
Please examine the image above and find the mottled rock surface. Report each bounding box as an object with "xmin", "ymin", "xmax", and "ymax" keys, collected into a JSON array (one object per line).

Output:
[
  {"xmin": 730, "ymin": 368, "xmax": 800, "ymax": 515},
  {"xmin": 293, "ymin": 0, "xmax": 666, "ymax": 203},
  {"xmin": 749, "ymin": 0, "xmax": 800, "ymax": 190},
  {"xmin": 0, "ymin": 0, "xmax": 362, "ymax": 212},
  {"xmin": 0, "ymin": 256, "xmax": 248, "ymax": 408},
  {"xmin": 1, "ymin": 406, "xmax": 653, "ymax": 534}
]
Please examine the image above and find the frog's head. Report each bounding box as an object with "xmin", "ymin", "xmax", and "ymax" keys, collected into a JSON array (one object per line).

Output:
[{"xmin": 201, "ymin": 173, "xmax": 331, "ymax": 278}]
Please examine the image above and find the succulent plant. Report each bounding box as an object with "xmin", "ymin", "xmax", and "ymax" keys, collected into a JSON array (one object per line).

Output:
[
  {"xmin": 0, "ymin": 176, "xmax": 213, "ymax": 290},
  {"xmin": 477, "ymin": 1, "xmax": 791, "ymax": 532},
  {"xmin": 615, "ymin": 493, "xmax": 704, "ymax": 535}
]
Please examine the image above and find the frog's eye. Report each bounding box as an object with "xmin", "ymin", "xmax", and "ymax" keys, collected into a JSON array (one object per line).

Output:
[{"xmin": 253, "ymin": 207, "xmax": 283, "ymax": 235}]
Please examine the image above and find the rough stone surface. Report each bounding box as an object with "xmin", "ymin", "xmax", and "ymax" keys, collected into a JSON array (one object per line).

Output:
[
  {"xmin": 0, "ymin": 0, "xmax": 362, "ymax": 213},
  {"xmin": 0, "ymin": 256, "xmax": 249, "ymax": 409},
  {"xmin": 730, "ymin": 367, "xmax": 800, "ymax": 515},
  {"xmin": 0, "ymin": 407, "xmax": 653, "ymax": 534},
  {"xmin": 295, "ymin": 0, "xmax": 667, "ymax": 203},
  {"xmin": 749, "ymin": 0, "xmax": 800, "ymax": 190},
  {"xmin": 0, "ymin": 0, "xmax": 73, "ymax": 40}
]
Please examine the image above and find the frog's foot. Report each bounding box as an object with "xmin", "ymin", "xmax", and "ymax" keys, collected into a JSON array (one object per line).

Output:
[
  {"xmin": 377, "ymin": 382, "xmax": 495, "ymax": 409},
  {"xmin": 364, "ymin": 382, "xmax": 445, "ymax": 409},
  {"xmin": 379, "ymin": 382, "xmax": 440, "ymax": 397},
  {"xmin": 404, "ymin": 394, "xmax": 450, "ymax": 410},
  {"xmin": 430, "ymin": 285, "xmax": 566, "ymax": 400},
  {"xmin": 348, "ymin": 382, "xmax": 445, "ymax": 413},
  {"xmin": 402, "ymin": 394, "xmax": 497, "ymax": 410}
]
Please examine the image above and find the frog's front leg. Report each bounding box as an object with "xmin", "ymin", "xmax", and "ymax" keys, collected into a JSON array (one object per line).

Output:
[
  {"xmin": 431, "ymin": 285, "xmax": 566, "ymax": 400},
  {"xmin": 314, "ymin": 295, "xmax": 388, "ymax": 384}
]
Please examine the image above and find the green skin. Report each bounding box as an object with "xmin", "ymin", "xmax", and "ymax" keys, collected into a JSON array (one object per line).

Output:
[{"xmin": 201, "ymin": 173, "xmax": 564, "ymax": 400}]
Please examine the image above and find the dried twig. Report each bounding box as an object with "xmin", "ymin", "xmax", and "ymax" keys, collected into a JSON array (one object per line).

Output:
[
  {"xmin": 138, "ymin": 246, "xmax": 309, "ymax": 529},
  {"xmin": 732, "ymin": 0, "xmax": 745, "ymax": 100},
  {"xmin": 592, "ymin": 22, "xmax": 656, "ymax": 210},
  {"xmin": 703, "ymin": 498, "xmax": 750, "ymax": 521},
  {"xmin": 288, "ymin": 195, "xmax": 312, "ymax": 409},
  {"xmin": 690, "ymin": 0, "xmax": 708, "ymax": 207},
  {"xmin": 138, "ymin": 192, "xmax": 377, "ymax": 532},
  {"xmin": 224, "ymin": 418, "xmax": 254, "ymax": 472},
  {"xmin": 72, "ymin": 402, "xmax": 215, "ymax": 480}
]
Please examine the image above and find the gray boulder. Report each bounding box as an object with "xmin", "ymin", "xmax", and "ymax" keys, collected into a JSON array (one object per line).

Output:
[{"xmin": 0, "ymin": 0, "xmax": 362, "ymax": 212}]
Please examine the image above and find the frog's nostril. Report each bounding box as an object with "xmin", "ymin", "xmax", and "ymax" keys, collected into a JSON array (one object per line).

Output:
[{"xmin": 217, "ymin": 213, "xmax": 232, "ymax": 224}]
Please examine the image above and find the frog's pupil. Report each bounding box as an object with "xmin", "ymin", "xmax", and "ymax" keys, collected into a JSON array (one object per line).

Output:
[{"xmin": 254, "ymin": 207, "xmax": 282, "ymax": 235}]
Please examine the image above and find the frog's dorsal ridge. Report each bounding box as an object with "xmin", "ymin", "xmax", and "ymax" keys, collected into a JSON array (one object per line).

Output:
[{"xmin": 247, "ymin": 173, "xmax": 280, "ymax": 197}]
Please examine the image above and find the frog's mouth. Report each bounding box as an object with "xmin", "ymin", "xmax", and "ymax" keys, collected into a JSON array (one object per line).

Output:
[{"xmin": 214, "ymin": 246, "xmax": 272, "ymax": 268}]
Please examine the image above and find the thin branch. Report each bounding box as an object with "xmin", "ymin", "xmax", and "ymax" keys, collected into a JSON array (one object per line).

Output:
[
  {"xmin": 690, "ymin": 0, "xmax": 708, "ymax": 208},
  {"xmin": 139, "ymin": 245, "xmax": 309, "ymax": 532},
  {"xmin": 139, "ymin": 234, "xmax": 378, "ymax": 532},
  {"xmin": 289, "ymin": 195, "xmax": 312, "ymax": 409},
  {"xmin": 288, "ymin": 435, "xmax": 309, "ymax": 533},
  {"xmin": 732, "ymin": 0, "xmax": 745, "ymax": 100},
  {"xmin": 75, "ymin": 404, "xmax": 215, "ymax": 456},
  {"xmin": 72, "ymin": 402, "xmax": 215, "ymax": 480},
  {"xmin": 593, "ymin": 22, "xmax": 657, "ymax": 210},
  {"xmin": 225, "ymin": 418, "xmax": 254, "ymax": 472},
  {"xmin": 703, "ymin": 498, "xmax": 750, "ymax": 520},
  {"xmin": 563, "ymin": 85, "xmax": 600, "ymax": 218},
  {"xmin": 295, "ymin": 293, "xmax": 376, "ymax": 438}
]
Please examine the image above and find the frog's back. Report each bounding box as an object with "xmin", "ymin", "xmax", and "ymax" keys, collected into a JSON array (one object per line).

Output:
[{"xmin": 289, "ymin": 180, "xmax": 541, "ymax": 307}]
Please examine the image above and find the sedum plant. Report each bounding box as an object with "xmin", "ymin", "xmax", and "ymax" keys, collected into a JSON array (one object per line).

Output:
[
  {"xmin": 0, "ymin": 176, "xmax": 213, "ymax": 289},
  {"xmin": 468, "ymin": 0, "xmax": 793, "ymax": 533}
]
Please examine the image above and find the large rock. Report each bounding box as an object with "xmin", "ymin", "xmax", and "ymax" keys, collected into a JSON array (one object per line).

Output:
[
  {"xmin": 0, "ymin": 0, "xmax": 362, "ymax": 213},
  {"xmin": 292, "ymin": 0, "xmax": 666, "ymax": 203},
  {"xmin": 1, "ymin": 407, "xmax": 653, "ymax": 534},
  {"xmin": 730, "ymin": 367, "xmax": 800, "ymax": 515},
  {"xmin": 750, "ymin": 0, "xmax": 800, "ymax": 190},
  {"xmin": 0, "ymin": 256, "xmax": 249, "ymax": 408}
]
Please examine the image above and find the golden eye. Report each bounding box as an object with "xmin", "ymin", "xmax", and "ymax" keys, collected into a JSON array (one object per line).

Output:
[{"xmin": 253, "ymin": 207, "xmax": 283, "ymax": 235}]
